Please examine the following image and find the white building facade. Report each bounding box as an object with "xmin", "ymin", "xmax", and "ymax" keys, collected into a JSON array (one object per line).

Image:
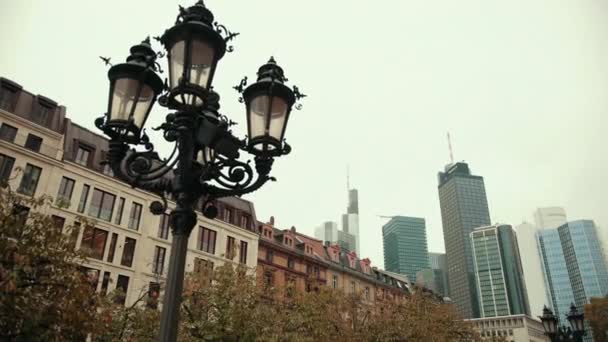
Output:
[
  {"xmin": 467, "ymin": 315, "xmax": 549, "ymax": 342},
  {"xmin": 0, "ymin": 77, "xmax": 260, "ymax": 307}
]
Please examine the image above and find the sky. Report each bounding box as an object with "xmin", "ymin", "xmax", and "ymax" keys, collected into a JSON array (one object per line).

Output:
[{"xmin": 1, "ymin": 0, "xmax": 607, "ymax": 270}]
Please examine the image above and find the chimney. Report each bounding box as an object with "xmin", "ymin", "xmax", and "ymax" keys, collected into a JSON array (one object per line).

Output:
[
  {"xmin": 290, "ymin": 226, "xmax": 296, "ymax": 233},
  {"xmin": 269, "ymin": 216, "xmax": 275, "ymax": 225}
]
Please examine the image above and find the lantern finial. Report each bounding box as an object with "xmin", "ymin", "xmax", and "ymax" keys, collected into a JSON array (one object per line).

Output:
[{"xmin": 257, "ymin": 57, "xmax": 286, "ymax": 83}]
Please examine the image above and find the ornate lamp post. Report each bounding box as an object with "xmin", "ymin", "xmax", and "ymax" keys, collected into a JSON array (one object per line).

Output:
[
  {"xmin": 539, "ymin": 304, "xmax": 586, "ymax": 342},
  {"xmin": 95, "ymin": 2, "xmax": 305, "ymax": 341}
]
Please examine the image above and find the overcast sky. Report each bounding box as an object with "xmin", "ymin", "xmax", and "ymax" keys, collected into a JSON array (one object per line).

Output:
[{"xmin": 1, "ymin": 0, "xmax": 607, "ymax": 269}]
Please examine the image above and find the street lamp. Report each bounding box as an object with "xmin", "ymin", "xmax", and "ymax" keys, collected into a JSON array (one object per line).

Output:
[
  {"xmin": 539, "ymin": 305, "xmax": 586, "ymax": 342},
  {"xmin": 95, "ymin": 2, "xmax": 305, "ymax": 341}
]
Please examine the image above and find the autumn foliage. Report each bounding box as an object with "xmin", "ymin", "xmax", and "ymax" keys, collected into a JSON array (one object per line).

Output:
[{"xmin": 0, "ymin": 189, "xmax": 482, "ymax": 341}]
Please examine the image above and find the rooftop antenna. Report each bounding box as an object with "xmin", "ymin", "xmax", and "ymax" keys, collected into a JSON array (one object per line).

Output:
[
  {"xmin": 347, "ymin": 165, "xmax": 350, "ymax": 191},
  {"xmin": 447, "ymin": 132, "xmax": 454, "ymax": 164}
]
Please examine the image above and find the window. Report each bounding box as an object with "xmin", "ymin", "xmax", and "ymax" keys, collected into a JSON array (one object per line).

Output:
[
  {"xmin": 0, "ymin": 154, "xmax": 15, "ymax": 186},
  {"xmin": 147, "ymin": 282, "xmax": 161, "ymax": 309},
  {"xmin": 115, "ymin": 275, "xmax": 129, "ymax": 305},
  {"xmin": 0, "ymin": 124, "xmax": 17, "ymax": 143},
  {"xmin": 332, "ymin": 275, "xmax": 338, "ymax": 289},
  {"xmin": 101, "ymin": 271, "xmax": 111, "ymax": 296},
  {"xmin": 128, "ymin": 202, "xmax": 142, "ymax": 230},
  {"xmin": 77, "ymin": 184, "xmax": 90, "ymax": 213},
  {"xmin": 88, "ymin": 188, "xmax": 116, "ymax": 221},
  {"xmin": 51, "ymin": 215, "xmax": 65, "ymax": 231},
  {"xmin": 32, "ymin": 99, "xmax": 53, "ymax": 126},
  {"xmin": 152, "ymin": 246, "xmax": 166, "ymax": 275},
  {"xmin": 194, "ymin": 258, "xmax": 214, "ymax": 284},
  {"xmin": 158, "ymin": 214, "xmax": 170, "ymax": 239},
  {"xmin": 351, "ymin": 281, "xmax": 356, "ymax": 293},
  {"xmin": 0, "ymin": 82, "xmax": 20, "ymax": 112},
  {"xmin": 74, "ymin": 146, "xmax": 91, "ymax": 166},
  {"xmin": 264, "ymin": 271, "xmax": 274, "ymax": 289},
  {"xmin": 365, "ymin": 287, "xmax": 370, "ymax": 300},
  {"xmin": 223, "ymin": 207, "xmax": 233, "ymax": 223},
  {"xmin": 107, "ymin": 233, "xmax": 118, "ymax": 263},
  {"xmin": 80, "ymin": 226, "xmax": 108, "ymax": 260},
  {"xmin": 226, "ymin": 236, "xmax": 236, "ymax": 259},
  {"xmin": 12, "ymin": 204, "xmax": 30, "ymax": 230},
  {"xmin": 266, "ymin": 250, "xmax": 273, "ymax": 263},
  {"xmin": 120, "ymin": 237, "xmax": 137, "ymax": 267},
  {"xmin": 17, "ymin": 163, "xmax": 41, "ymax": 196},
  {"xmin": 239, "ymin": 241, "xmax": 248, "ymax": 264},
  {"xmin": 241, "ymin": 214, "xmax": 251, "ymax": 229},
  {"xmin": 287, "ymin": 257, "xmax": 295, "ymax": 269},
  {"xmin": 56, "ymin": 176, "xmax": 75, "ymax": 205},
  {"xmin": 197, "ymin": 227, "xmax": 216, "ymax": 254},
  {"xmin": 80, "ymin": 266, "xmax": 100, "ymax": 290},
  {"xmin": 24, "ymin": 134, "xmax": 42, "ymax": 152},
  {"xmin": 114, "ymin": 197, "xmax": 125, "ymax": 225}
]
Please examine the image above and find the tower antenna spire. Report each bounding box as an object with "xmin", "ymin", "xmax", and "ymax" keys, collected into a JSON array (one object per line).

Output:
[
  {"xmin": 447, "ymin": 132, "xmax": 454, "ymax": 164},
  {"xmin": 347, "ymin": 165, "xmax": 350, "ymax": 191}
]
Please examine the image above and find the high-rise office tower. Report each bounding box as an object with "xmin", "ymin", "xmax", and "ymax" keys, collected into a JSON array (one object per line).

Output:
[
  {"xmin": 537, "ymin": 228, "xmax": 575, "ymax": 321},
  {"xmin": 382, "ymin": 216, "xmax": 429, "ymax": 283},
  {"xmin": 438, "ymin": 162, "xmax": 491, "ymax": 318},
  {"xmin": 534, "ymin": 207, "xmax": 567, "ymax": 230},
  {"xmin": 314, "ymin": 221, "xmax": 338, "ymax": 243},
  {"xmin": 342, "ymin": 188, "xmax": 360, "ymax": 254},
  {"xmin": 417, "ymin": 252, "xmax": 450, "ymax": 297},
  {"xmin": 514, "ymin": 222, "xmax": 549, "ymax": 319},
  {"xmin": 558, "ymin": 220, "xmax": 608, "ymax": 311},
  {"xmin": 470, "ymin": 225, "xmax": 530, "ymax": 318}
]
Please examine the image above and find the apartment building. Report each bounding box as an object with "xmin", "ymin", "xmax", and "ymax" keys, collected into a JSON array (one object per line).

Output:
[
  {"xmin": 257, "ymin": 217, "xmax": 412, "ymax": 305},
  {"xmin": 0, "ymin": 77, "xmax": 260, "ymax": 306}
]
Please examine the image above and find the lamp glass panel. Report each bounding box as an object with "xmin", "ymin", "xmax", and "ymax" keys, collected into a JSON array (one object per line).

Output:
[
  {"xmin": 110, "ymin": 78, "xmax": 139, "ymax": 122},
  {"xmin": 267, "ymin": 96, "xmax": 288, "ymax": 141},
  {"xmin": 169, "ymin": 40, "xmax": 186, "ymax": 90},
  {"xmin": 249, "ymin": 95, "xmax": 269, "ymax": 140},
  {"xmin": 188, "ymin": 39, "xmax": 213, "ymax": 90},
  {"xmin": 131, "ymin": 84, "xmax": 155, "ymax": 130}
]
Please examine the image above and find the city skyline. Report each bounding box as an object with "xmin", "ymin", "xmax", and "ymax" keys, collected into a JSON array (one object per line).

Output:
[{"xmin": 1, "ymin": 0, "xmax": 607, "ymax": 270}]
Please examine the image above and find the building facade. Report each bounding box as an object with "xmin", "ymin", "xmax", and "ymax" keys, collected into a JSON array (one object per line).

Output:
[
  {"xmin": 466, "ymin": 315, "xmax": 549, "ymax": 342},
  {"xmin": 537, "ymin": 228, "xmax": 575, "ymax": 320},
  {"xmin": 0, "ymin": 77, "xmax": 260, "ymax": 307},
  {"xmin": 341, "ymin": 188, "xmax": 360, "ymax": 254},
  {"xmin": 534, "ymin": 207, "xmax": 567, "ymax": 230},
  {"xmin": 314, "ymin": 221, "xmax": 338, "ymax": 243},
  {"xmin": 382, "ymin": 216, "xmax": 429, "ymax": 283},
  {"xmin": 558, "ymin": 221, "xmax": 608, "ymax": 310},
  {"xmin": 514, "ymin": 222, "xmax": 549, "ymax": 319},
  {"xmin": 471, "ymin": 225, "xmax": 530, "ymax": 318},
  {"xmin": 417, "ymin": 252, "xmax": 449, "ymax": 297},
  {"xmin": 257, "ymin": 218, "xmax": 411, "ymax": 306},
  {"xmin": 438, "ymin": 162, "xmax": 491, "ymax": 318}
]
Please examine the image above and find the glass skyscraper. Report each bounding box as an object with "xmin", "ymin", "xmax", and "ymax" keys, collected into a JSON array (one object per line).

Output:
[
  {"xmin": 382, "ymin": 216, "xmax": 429, "ymax": 283},
  {"xmin": 438, "ymin": 162, "xmax": 491, "ymax": 318},
  {"xmin": 470, "ymin": 225, "xmax": 530, "ymax": 317},
  {"xmin": 537, "ymin": 228, "xmax": 575, "ymax": 321}
]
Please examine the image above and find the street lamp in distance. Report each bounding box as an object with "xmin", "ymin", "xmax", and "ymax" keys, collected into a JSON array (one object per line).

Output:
[{"xmin": 539, "ymin": 304, "xmax": 586, "ymax": 342}]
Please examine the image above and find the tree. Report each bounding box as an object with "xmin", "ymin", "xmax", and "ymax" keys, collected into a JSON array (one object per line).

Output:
[
  {"xmin": 0, "ymin": 190, "xmax": 99, "ymax": 341},
  {"xmin": 585, "ymin": 296, "xmax": 608, "ymax": 342}
]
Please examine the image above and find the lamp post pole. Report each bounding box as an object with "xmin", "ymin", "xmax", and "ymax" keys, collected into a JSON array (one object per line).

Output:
[{"xmin": 95, "ymin": 2, "xmax": 306, "ymax": 341}]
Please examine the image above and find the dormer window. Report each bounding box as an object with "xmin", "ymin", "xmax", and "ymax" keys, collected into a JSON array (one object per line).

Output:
[
  {"xmin": 32, "ymin": 96, "xmax": 56, "ymax": 127},
  {"xmin": 0, "ymin": 78, "xmax": 21, "ymax": 112},
  {"xmin": 284, "ymin": 237, "xmax": 293, "ymax": 247},
  {"xmin": 223, "ymin": 207, "xmax": 233, "ymax": 224}
]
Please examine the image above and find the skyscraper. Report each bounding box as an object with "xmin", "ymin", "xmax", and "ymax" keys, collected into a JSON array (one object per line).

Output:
[
  {"xmin": 417, "ymin": 252, "xmax": 450, "ymax": 297},
  {"xmin": 558, "ymin": 220, "xmax": 608, "ymax": 311},
  {"xmin": 438, "ymin": 162, "xmax": 491, "ymax": 318},
  {"xmin": 470, "ymin": 225, "xmax": 530, "ymax": 318},
  {"xmin": 534, "ymin": 207, "xmax": 567, "ymax": 230},
  {"xmin": 537, "ymin": 228, "xmax": 575, "ymax": 321},
  {"xmin": 382, "ymin": 216, "xmax": 429, "ymax": 283},
  {"xmin": 314, "ymin": 221, "xmax": 338, "ymax": 243},
  {"xmin": 514, "ymin": 222, "xmax": 549, "ymax": 319},
  {"xmin": 342, "ymin": 188, "xmax": 360, "ymax": 254}
]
